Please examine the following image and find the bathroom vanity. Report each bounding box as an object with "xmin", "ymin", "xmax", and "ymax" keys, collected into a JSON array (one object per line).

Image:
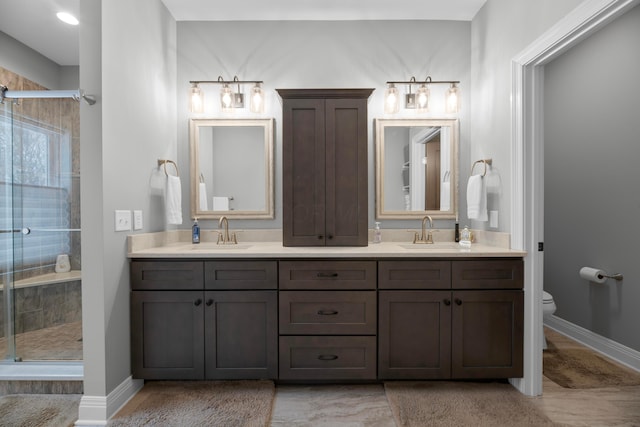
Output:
[{"xmin": 128, "ymin": 239, "xmax": 524, "ymax": 382}]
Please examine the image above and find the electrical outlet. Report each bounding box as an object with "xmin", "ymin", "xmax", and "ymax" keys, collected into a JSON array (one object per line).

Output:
[
  {"xmin": 133, "ymin": 210, "xmax": 143, "ymax": 230},
  {"xmin": 115, "ymin": 210, "xmax": 132, "ymax": 231},
  {"xmin": 489, "ymin": 210, "xmax": 499, "ymax": 228}
]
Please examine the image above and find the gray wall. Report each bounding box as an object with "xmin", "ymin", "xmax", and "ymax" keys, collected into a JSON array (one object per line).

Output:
[
  {"xmin": 80, "ymin": 0, "xmax": 177, "ymax": 402},
  {"xmin": 177, "ymin": 20, "xmax": 471, "ymax": 231},
  {"xmin": 543, "ymin": 4, "xmax": 640, "ymax": 352},
  {"xmin": 470, "ymin": 0, "xmax": 583, "ymax": 233},
  {"xmin": 0, "ymin": 31, "xmax": 79, "ymax": 89}
]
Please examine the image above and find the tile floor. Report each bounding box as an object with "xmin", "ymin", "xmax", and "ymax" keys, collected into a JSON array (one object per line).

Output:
[{"xmin": 0, "ymin": 321, "xmax": 82, "ymax": 361}]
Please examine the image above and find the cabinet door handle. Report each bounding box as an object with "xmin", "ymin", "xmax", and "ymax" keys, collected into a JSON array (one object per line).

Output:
[
  {"xmin": 205, "ymin": 299, "xmax": 214, "ymax": 306},
  {"xmin": 455, "ymin": 298, "xmax": 462, "ymax": 306},
  {"xmin": 318, "ymin": 235, "xmax": 324, "ymax": 240},
  {"xmin": 443, "ymin": 299, "xmax": 451, "ymax": 306},
  {"xmin": 317, "ymin": 309, "xmax": 339, "ymax": 316},
  {"xmin": 194, "ymin": 298, "xmax": 202, "ymax": 306},
  {"xmin": 327, "ymin": 235, "xmax": 334, "ymax": 240},
  {"xmin": 317, "ymin": 354, "xmax": 338, "ymax": 361},
  {"xmin": 317, "ymin": 272, "xmax": 339, "ymax": 278}
]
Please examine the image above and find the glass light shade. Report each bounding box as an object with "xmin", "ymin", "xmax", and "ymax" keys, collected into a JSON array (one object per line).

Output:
[
  {"xmin": 445, "ymin": 83, "xmax": 460, "ymax": 113},
  {"xmin": 190, "ymin": 84, "xmax": 204, "ymax": 113},
  {"xmin": 250, "ymin": 83, "xmax": 264, "ymax": 113},
  {"xmin": 220, "ymin": 84, "xmax": 234, "ymax": 111},
  {"xmin": 384, "ymin": 84, "xmax": 400, "ymax": 114},
  {"xmin": 416, "ymin": 84, "xmax": 430, "ymax": 113}
]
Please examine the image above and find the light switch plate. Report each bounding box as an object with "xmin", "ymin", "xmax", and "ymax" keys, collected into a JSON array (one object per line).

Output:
[
  {"xmin": 133, "ymin": 210, "xmax": 143, "ymax": 230},
  {"xmin": 115, "ymin": 210, "xmax": 132, "ymax": 231}
]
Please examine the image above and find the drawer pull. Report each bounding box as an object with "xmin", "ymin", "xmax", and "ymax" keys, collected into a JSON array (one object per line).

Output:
[
  {"xmin": 194, "ymin": 298, "xmax": 202, "ymax": 306},
  {"xmin": 317, "ymin": 354, "xmax": 339, "ymax": 361},
  {"xmin": 317, "ymin": 272, "xmax": 339, "ymax": 278},
  {"xmin": 317, "ymin": 309, "xmax": 339, "ymax": 316}
]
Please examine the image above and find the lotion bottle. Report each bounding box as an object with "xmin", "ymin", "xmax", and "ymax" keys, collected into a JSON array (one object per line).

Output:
[
  {"xmin": 373, "ymin": 222, "xmax": 382, "ymax": 243},
  {"xmin": 192, "ymin": 218, "xmax": 200, "ymax": 244}
]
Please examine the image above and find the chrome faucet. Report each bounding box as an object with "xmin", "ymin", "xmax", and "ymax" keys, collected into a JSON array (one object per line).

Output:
[
  {"xmin": 413, "ymin": 215, "xmax": 434, "ymax": 244},
  {"xmin": 217, "ymin": 216, "xmax": 237, "ymax": 244}
]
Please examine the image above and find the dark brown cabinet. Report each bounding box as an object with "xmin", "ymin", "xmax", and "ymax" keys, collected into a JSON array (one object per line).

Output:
[
  {"xmin": 278, "ymin": 89, "xmax": 373, "ymax": 246},
  {"xmin": 378, "ymin": 259, "xmax": 523, "ymax": 380},
  {"xmin": 278, "ymin": 260, "xmax": 377, "ymax": 380},
  {"xmin": 130, "ymin": 260, "xmax": 277, "ymax": 380}
]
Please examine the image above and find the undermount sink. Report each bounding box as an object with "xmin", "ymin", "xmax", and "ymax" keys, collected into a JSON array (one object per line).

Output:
[
  {"xmin": 398, "ymin": 242, "xmax": 463, "ymax": 250},
  {"xmin": 189, "ymin": 243, "xmax": 252, "ymax": 250}
]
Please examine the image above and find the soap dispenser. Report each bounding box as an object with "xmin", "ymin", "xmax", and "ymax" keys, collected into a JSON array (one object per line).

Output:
[
  {"xmin": 459, "ymin": 226, "xmax": 471, "ymax": 248},
  {"xmin": 373, "ymin": 222, "xmax": 382, "ymax": 244},
  {"xmin": 192, "ymin": 218, "xmax": 200, "ymax": 244}
]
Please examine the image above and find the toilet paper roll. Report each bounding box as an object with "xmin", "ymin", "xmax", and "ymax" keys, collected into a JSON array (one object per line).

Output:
[{"xmin": 579, "ymin": 267, "xmax": 607, "ymax": 284}]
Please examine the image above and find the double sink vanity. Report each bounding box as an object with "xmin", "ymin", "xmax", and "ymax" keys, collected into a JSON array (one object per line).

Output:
[
  {"xmin": 128, "ymin": 233, "xmax": 525, "ymax": 382},
  {"xmin": 129, "ymin": 88, "xmax": 525, "ymax": 383}
]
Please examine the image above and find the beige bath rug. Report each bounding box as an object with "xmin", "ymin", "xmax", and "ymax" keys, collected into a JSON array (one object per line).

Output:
[
  {"xmin": 544, "ymin": 346, "xmax": 640, "ymax": 389},
  {"xmin": 0, "ymin": 394, "xmax": 81, "ymax": 427},
  {"xmin": 108, "ymin": 380, "xmax": 275, "ymax": 427},
  {"xmin": 384, "ymin": 381, "xmax": 558, "ymax": 426}
]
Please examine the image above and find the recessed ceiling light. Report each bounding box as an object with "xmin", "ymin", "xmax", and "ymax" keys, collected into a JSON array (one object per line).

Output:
[{"xmin": 57, "ymin": 12, "xmax": 79, "ymax": 26}]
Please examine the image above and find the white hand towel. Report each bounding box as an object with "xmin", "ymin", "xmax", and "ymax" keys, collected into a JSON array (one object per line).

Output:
[
  {"xmin": 198, "ymin": 182, "xmax": 208, "ymax": 210},
  {"xmin": 467, "ymin": 174, "xmax": 488, "ymax": 221},
  {"xmin": 165, "ymin": 175, "xmax": 182, "ymax": 225},
  {"xmin": 213, "ymin": 196, "xmax": 229, "ymax": 211}
]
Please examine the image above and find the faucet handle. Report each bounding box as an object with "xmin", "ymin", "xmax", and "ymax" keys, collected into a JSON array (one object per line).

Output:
[{"xmin": 231, "ymin": 232, "xmax": 238, "ymax": 244}]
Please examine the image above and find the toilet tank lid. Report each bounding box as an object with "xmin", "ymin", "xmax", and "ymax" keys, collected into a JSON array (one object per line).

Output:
[{"xmin": 543, "ymin": 291, "xmax": 553, "ymax": 302}]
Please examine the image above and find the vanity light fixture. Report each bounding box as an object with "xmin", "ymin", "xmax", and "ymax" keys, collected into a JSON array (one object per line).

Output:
[
  {"xmin": 188, "ymin": 76, "xmax": 264, "ymax": 113},
  {"xmin": 384, "ymin": 83, "xmax": 400, "ymax": 114},
  {"xmin": 385, "ymin": 76, "xmax": 460, "ymax": 114}
]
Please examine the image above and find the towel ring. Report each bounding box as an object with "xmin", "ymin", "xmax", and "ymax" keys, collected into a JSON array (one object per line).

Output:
[
  {"xmin": 158, "ymin": 159, "xmax": 179, "ymax": 177},
  {"xmin": 471, "ymin": 159, "xmax": 492, "ymax": 177}
]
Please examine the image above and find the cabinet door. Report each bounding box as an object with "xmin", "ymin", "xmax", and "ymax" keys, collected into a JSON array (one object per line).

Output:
[
  {"xmin": 378, "ymin": 290, "xmax": 452, "ymax": 379},
  {"xmin": 204, "ymin": 291, "xmax": 278, "ymax": 379},
  {"xmin": 451, "ymin": 290, "xmax": 524, "ymax": 379},
  {"xmin": 452, "ymin": 259, "xmax": 523, "ymax": 289},
  {"xmin": 282, "ymin": 98, "xmax": 326, "ymax": 246},
  {"xmin": 130, "ymin": 261, "xmax": 203, "ymax": 290},
  {"xmin": 324, "ymin": 98, "xmax": 368, "ymax": 246},
  {"xmin": 131, "ymin": 291, "xmax": 204, "ymax": 379}
]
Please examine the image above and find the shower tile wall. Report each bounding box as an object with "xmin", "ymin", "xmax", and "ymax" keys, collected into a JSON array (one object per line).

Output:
[{"xmin": 0, "ymin": 66, "xmax": 81, "ymax": 279}]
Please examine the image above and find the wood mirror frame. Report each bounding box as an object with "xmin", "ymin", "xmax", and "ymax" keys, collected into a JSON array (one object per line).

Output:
[
  {"xmin": 375, "ymin": 118, "xmax": 459, "ymax": 219},
  {"xmin": 189, "ymin": 118, "xmax": 274, "ymax": 219}
]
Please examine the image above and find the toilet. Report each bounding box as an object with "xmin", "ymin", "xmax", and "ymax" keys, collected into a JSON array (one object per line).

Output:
[{"xmin": 542, "ymin": 290, "xmax": 557, "ymax": 350}]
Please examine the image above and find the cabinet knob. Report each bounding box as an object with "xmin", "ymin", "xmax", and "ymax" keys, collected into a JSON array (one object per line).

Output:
[
  {"xmin": 194, "ymin": 298, "xmax": 202, "ymax": 306},
  {"xmin": 317, "ymin": 309, "xmax": 339, "ymax": 316},
  {"xmin": 318, "ymin": 235, "xmax": 324, "ymax": 240},
  {"xmin": 317, "ymin": 354, "xmax": 339, "ymax": 361},
  {"xmin": 327, "ymin": 235, "xmax": 333, "ymax": 240},
  {"xmin": 455, "ymin": 298, "xmax": 462, "ymax": 306},
  {"xmin": 444, "ymin": 299, "xmax": 451, "ymax": 306},
  {"xmin": 205, "ymin": 299, "xmax": 214, "ymax": 306}
]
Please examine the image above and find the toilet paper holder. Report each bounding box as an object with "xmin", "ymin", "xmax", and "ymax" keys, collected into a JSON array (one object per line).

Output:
[
  {"xmin": 601, "ymin": 272, "xmax": 624, "ymax": 281},
  {"xmin": 580, "ymin": 266, "xmax": 623, "ymax": 283}
]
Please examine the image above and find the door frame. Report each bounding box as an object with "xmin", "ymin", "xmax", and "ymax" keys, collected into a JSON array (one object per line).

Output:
[{"xmin": 509, "ymin": 0, "xmax": 640, "ymax": 396}]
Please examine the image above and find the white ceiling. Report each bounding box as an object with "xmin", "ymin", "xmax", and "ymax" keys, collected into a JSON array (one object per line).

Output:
[{"xmin": 0, "ymin": 0, "xmax": 486, "ymax": 67}]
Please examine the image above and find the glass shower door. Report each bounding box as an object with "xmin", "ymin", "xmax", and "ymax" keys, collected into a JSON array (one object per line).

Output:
[{"xmin": 0, "ymin": 94, "xmax": 82, "ymax": 362}]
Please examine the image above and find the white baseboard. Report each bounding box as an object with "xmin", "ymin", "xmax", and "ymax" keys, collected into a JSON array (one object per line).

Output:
[
  {"xmin": 545, "ymin": 315, "xmax": 640, "ymax": 372},
  {"xmin": 75, "ymin": 376, "xmax": 143, "ymax": 426}
]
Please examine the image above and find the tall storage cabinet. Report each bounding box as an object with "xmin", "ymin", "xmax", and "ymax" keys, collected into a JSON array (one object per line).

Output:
[{"xmin": 278, "ymin": 89, "xmax": 373, "ymax": 246}]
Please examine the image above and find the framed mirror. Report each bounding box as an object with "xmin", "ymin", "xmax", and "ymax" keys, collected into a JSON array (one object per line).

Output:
[
  {"xmin": 375, "ymin": 118, "xmax": 459, "ymax": 219},
  {"xmin": 190, "ymin": 118, "xmax": 274, "ymax": 219}
]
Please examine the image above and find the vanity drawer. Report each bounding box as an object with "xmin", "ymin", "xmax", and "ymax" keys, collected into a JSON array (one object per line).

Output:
[
  {"xmin": 378, "ymin": 260, "xmax": 451, "ymax": 289},
  {"xmin": 130, "ymin": 261, "xmax": 204, "ymax": 290},
  {"xmin": 279, "ymin": 291, "xmax": 376, "ymax": 335},
  {"xmin": 452, "ymin": 259, "xmax": 523, "ymax": 289},
  {"xmin": 279, "ymin": 260, "xmax": 376, "ymax": 290},
  {"xmin": 279, "ymin": 336, "xmax": 376, "ymax": 380},
  {"xmin": 205, "ymin": 261, "xmax": 277, "ymax": 290}
]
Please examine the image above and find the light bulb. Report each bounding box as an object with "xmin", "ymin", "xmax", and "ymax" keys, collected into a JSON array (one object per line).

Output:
[
  {"xmin": 190, "ymin": 84, "xmax": 203, "ymax": 113},
  {"xmin": 384, "ymin": 84, "xmax": 399, "ymax": 114},
  {"xmin": 250, "ymin": 83, "xmax": 264, "ymax": 113},
  {"xmin": 445, "ymin": 83, "xmax": 460, "ymax": 113}
]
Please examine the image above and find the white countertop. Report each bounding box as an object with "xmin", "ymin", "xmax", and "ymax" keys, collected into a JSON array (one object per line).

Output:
[{"xmin": 128, "ymin": 240, "xmax": 525, "ymax": 259}]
